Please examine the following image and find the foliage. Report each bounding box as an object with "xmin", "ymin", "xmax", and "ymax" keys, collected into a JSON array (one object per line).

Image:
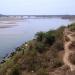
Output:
[
  {"xmin": 35, "ymin": 32, "xmax": 45, "ymax": 41},
  {"xmin": 44, "ymin": 30, "xmax": 56, "ymax": 45},
  {"xmin": 10, "ymin": 64, "xmax": 20, "ymax": 75},
  {"xmin": 36, "ymin": 68, "xmax": 49, "ymax": 75},
  {"xmin": 51, "ymin": 40, "xmax": 64, "ymax": 52},
  {"xmin": 35, "ymin": 42, "xmax": 47, "ymax": 53},
  {"xmin": 68, "ymin": 23, "xmax": 75, "ymax": 31}
]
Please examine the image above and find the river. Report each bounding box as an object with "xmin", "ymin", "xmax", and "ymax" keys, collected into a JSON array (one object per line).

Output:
[{"xmin": 0, "ymin": 18, "xmax": 74, "ymax": 58}]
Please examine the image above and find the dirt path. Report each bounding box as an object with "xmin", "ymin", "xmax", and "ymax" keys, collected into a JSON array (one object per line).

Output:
[{"xmin": 63, "ymin": 28, "xmax": 75, "ymax": 71}]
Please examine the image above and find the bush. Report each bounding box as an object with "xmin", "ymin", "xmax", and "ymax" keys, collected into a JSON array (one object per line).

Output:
[
  {"xmin": 21, "ymin": 49, "xmax": 40, "ymax": 72},
  {"xmin": 35, "ymin": 32, "xmax": 45, "ymax": 41},
  {"xmin": 9, "ymin": 52, "xmax": 16, "ymax": 57},
  {"xmin": 51, "ymin": 40, "xmax": 64, "ymax": 52},
  {"xmin": 49, "ymin": 58, "xmax": 63, "ymax": 69},
  {"xmin": 10, "ymin": 64, "xmax": 20, "ymax": 75},
  {"xmin": 37, "ymin": 68, "xmax": 49, "ymax": 75},
  {"xmin": 53, "ymin": 59, "xmax": 63, "ymax": 68},
  {"xmin": 44, "ymin": 31, "xmax": 55, "ymax": 45},
  {"xmin": 56, "ymin": 26, "xmax": 65, "ymax": 39},
  {"xmin": 35, "ymin": 42, "xmax": 47, "ymax": 53},
  {"xmin": 15, "ymin": 47, "xmax": 21, "ymax": 51},
  {"xmin": 35, "ymin": 30, "xmax": 56, "ymax": 46},
  {"xmin": 68, "ymin": 23, "xmax": 75, "ymax": 31}
]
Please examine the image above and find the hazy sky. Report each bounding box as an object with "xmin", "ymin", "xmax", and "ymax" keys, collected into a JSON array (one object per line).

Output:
[{"xmin": 0, "ymin": 0, "xmax": 75, "ymax": 15}]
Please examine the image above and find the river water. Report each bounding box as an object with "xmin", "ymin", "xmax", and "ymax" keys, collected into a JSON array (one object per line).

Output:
[{"xmin": 0, "ymin": 18, "xmax": 73, "ymax": 58}]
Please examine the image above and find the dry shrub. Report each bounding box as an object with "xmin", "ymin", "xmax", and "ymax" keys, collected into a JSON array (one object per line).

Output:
[
  {"xmin": 69, "ymin": 41, "xmax": 75, "ymax": 51},
  {"xmin": 69, "ymin": 53, "xmax": 75, "ymax": 65}
]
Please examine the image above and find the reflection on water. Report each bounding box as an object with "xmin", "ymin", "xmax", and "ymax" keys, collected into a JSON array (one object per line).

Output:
[{"xmin": 0, "ymin": 18, "xmax": 73, "ymax": 57}]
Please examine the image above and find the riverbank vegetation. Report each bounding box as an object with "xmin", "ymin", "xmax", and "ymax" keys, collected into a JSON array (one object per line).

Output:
[
  {"xmin": 0, "ymin": 23, "xmax": 75, "ymax": 75},
  {"xmin": 68, "ymin": 23, "xmax": 75, "ymax": 31}
]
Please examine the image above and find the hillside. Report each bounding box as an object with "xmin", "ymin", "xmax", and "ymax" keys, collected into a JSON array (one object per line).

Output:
[{"xmin": 0, "ymin": 24, "xmax": 75, "ymax": 75}]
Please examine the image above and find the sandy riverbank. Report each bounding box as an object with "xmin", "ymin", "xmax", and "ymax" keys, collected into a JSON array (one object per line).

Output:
[{"xmin": 0, "ymin": 20, "xmax": 17, "ymax": 28}]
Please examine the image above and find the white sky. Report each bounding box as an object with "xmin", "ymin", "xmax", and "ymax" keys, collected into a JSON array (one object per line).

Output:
[{"xmin": 0, "ymin": 0, "xmax": 75, "ymax": 15}]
